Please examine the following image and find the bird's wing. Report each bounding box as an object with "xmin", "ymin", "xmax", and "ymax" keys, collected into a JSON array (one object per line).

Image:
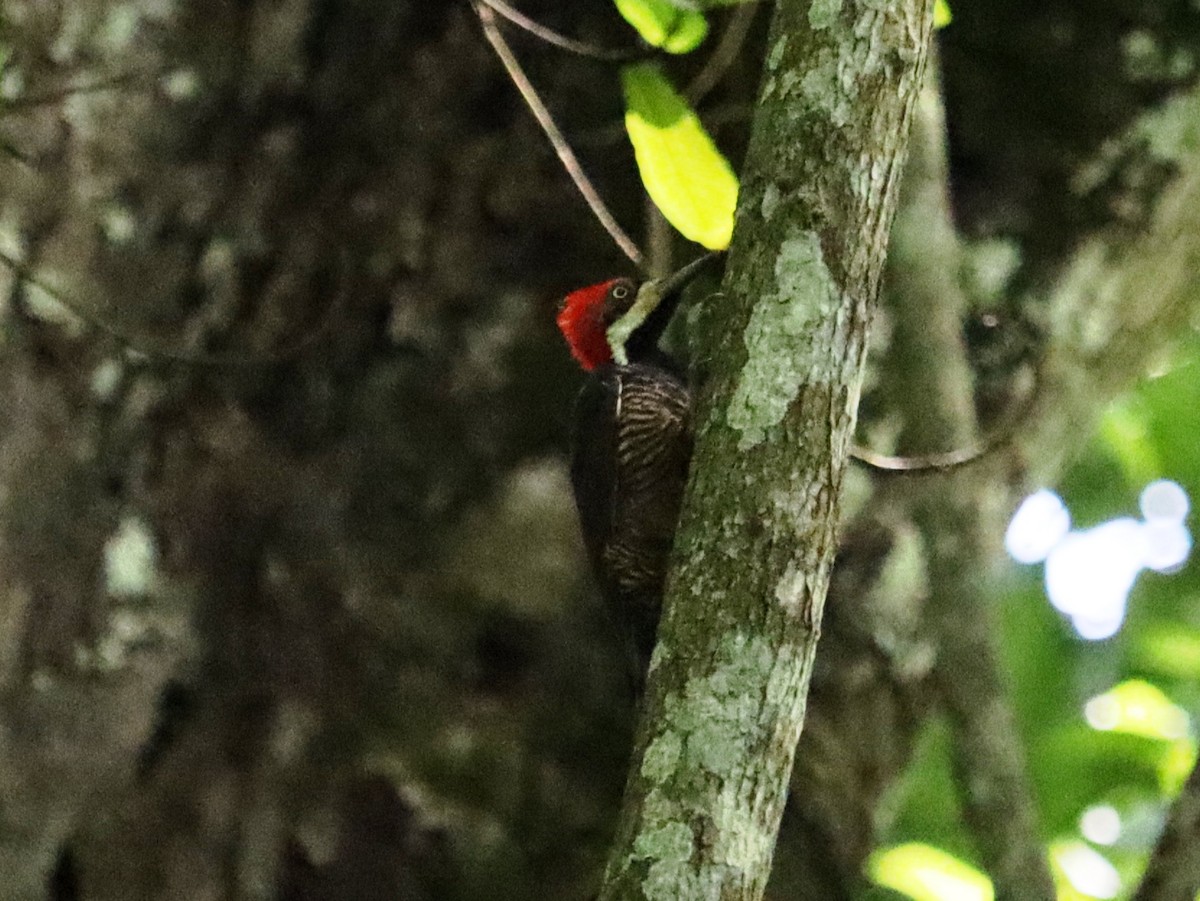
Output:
[{"xmin": 569, "ymin": 369, "xmax": 621, "ymax": 578}]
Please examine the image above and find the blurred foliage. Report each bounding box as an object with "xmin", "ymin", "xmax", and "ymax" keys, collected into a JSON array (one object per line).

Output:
[
  {"xmin": 873, "ymin": 342, "xmax": 1200, "ymax": 899},
  {"xmin": 870, "ymin": 843, "xmax": 992, "ymax": 901}
]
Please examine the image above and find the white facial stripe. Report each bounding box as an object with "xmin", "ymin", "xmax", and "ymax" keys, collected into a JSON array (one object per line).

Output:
[{"xmin": 606, "ymin": 281, "xmax": 663, "ymax": 365}]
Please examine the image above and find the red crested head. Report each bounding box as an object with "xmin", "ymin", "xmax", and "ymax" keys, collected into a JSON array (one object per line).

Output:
[
  {"xmin": 557, "ymin": 279, "xmax": 617, "ymax": 371},
  {"xmin": 557, "ymin": 256, "xmax": 715, "ymax": 374}
]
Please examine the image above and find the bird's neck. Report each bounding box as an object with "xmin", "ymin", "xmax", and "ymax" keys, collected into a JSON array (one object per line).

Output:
[{"xmin": 621, "ymin": 288, "xmax": 683, "ymax": 365}]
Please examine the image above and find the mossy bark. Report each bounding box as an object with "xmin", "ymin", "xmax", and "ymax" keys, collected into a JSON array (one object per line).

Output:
[{"xmin": 598, "ymin": 2, "xmax": 934, "ymax": 899}]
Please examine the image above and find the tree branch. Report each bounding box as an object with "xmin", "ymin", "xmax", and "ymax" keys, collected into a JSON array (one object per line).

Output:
[
  {"xmin": 473, "ymin": 1, "xmax": 644, "ymax": 269},
  {"xmin": 881, "ymin": 59, "xmax": 1057, "ymax": 900},
  {"xmin": 597, "ymin": 1, "xmax": 933, "ymax": 898},
  {"xmin": 474, "ymin": 0, "xmax": 642, "ymax": 62},
  {"xmin": 1017, "ymin": 87, "xmax": 1200, "ymax": 483},
  {"xmin": 1020, "ymin": 83, "xmax": 1200, "ymax": 901},
  {"xmin": 1132, "ymin": 756, "xmax": 1200, "ymax": 901},
  {"xmin": 684, "ymin": 2, "xmax": 759, "ymax": 105}
]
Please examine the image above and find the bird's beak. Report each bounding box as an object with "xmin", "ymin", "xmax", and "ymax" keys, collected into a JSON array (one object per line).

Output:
[
  {"xmin": 657, "ymin": 252, "xmax": 721, "ymax": 300},
  {"xmin": 606, "ymin": 253, "xmax": 720, "ymax": 365}
]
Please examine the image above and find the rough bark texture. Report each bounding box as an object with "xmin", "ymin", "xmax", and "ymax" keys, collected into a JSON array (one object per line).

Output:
[
  {"xmin": 0, "ymin": 3, "xmax": 640, "ymax": 900},
  {"xmin": 0, "ymin": 1, "xmax": 1198, "ymax": 900},
  {"xmin": 597, "ymin": 2, "xmax": 933, "ymax": 899},
  {"xmin": 770, "ymin": 7, "xmax": 1200, "ymax": 897}
]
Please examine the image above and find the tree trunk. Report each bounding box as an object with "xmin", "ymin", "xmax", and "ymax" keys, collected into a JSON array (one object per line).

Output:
[
  {"xmin": 598, "ymin": 2, "xmax": 933, "ymax": 898},
  {"xmin": 1, "ymin": 1, "xmax": 1199, "ymax": 900}
]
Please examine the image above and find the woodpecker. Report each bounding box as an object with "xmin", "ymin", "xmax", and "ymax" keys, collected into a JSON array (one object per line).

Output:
[{"xmin": 557, "ymin": 255, "xmax": 716, "ymax": 681}]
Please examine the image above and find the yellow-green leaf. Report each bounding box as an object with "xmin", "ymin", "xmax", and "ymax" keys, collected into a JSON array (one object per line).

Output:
[
  {"xmin": 1084, "ymin": 680, "xmax": 1189, "ymax": 741},
  {"xmin": 869, "ymin": 843, "xmax": 992, "ymax": 901},
  {"xmin": 1134, "ymin": 625, "xmax": 1200, "ymax": 680},
  {"xmin": 1099, "ymin": 399, "xmax": 1160, "ymax": 486},
  {"xmin": 1160, "ymin": 738, "xmax": 1198, "ymax": 795},
  {"xmin": 934, "ymin": 0, "xmax": 952, "ymax": 28},
  {"xmin": 620, "ymin": 63, "xmax": 738, "ymax": 250},
  {"xmin": 613, "ymin": 0, "xmax": 708, "ymax": 54}
]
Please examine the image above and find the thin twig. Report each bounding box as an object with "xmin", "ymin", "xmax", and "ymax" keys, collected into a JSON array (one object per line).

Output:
[
  {"xmin": 645, "ymin": 199, "xmax": 673, "ymax": 279},
  {"xmin": 685, "ymin": 1, "xmax": 759, "ymax": 105},
  {"xmin": 473, "ymin": 1, "xmax": 644, "ymax": 269},
  {"xmin": 850, "ymin": 370, "xmax": 1040, "ymax": 472},
  {"xmin": 476, "ymin": 0, "xmax": 642, "ymax": 62}
]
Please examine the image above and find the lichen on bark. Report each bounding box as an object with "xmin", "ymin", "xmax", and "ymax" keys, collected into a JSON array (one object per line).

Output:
[
  {"xmin": 598, "ymin": 1, "xmax": 934, "ymax": 899},
  {"xmin": 726, "ymin": 229, "xmax": 840, "ymax": 451}
]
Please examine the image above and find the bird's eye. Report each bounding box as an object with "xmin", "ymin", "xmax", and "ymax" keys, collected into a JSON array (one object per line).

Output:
[{"xmin": 611, "ymin": 284, "xmax": 630, "ymax": 300}]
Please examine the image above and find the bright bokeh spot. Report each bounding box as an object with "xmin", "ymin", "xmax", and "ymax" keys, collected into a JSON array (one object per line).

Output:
[
  {"xmin": 1140, "ymin": 479, "xmax": 1189, "ymax": 521},
  {"xmin": 104, "ymin": 515, "xmax": 158, "ymax": 598},
  {"xmin": 1007, "ymin": 482, "xmax": 1192, "ymax": 640},
  {"xmin": 1052, "ymin": 841, "xmax": 1121, "ymax": 900},
  {"xmin": 1005, "ymin": 489, "xmax": 1071, "ymax": 564},
  {"xmin": 1083, "ymin": 692, "xmax": 1121, "ymax": 732},
  {"xmin": 1044, "ymin": 520, "xmax": 1144, "ymax": 640},
  {"xmin": 869, "ymin": 843, "xmax": 992, "ymax": 901},
  {"xmin": 1142, "ymin": 519, "xmax": 1192, "ymax": 572},
  {"xmin": 1084, "ymin": 680, "xmax": 1190, "ymax": 740},
  {"xmin": 1079, "ymin": 804, "xmax": 1121, "ymax": 846}
]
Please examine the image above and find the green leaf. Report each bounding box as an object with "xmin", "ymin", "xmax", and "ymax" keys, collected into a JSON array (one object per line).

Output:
[
  {"xmin": 1098, "ymin": 399, "xmax": 1161, "ymax": 487},
  {"xmin": 613, "ymin": 0, "xmax": 708, "ymax": 54},
  {"xmin": 869, "ymin": 843, "xmax": 992, "ymax": 901},
  {"xmin": 620, "ymin": 63, "xmax": 738, "ymax": 250},
  {"xmin": 1085, "ymin": 680, "xmax": 1189, "ymax": 742},
  {"xmin": 1133, "ymin": 624, "xmax": 1200, "ymax": 680},
  {"xmin": 1159, "ymin": 738, "xmax": 1197, "ymax": 794},
  {"xmin": 934, "ymin": 0, "xmax": 952, "ymax": 28}
]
